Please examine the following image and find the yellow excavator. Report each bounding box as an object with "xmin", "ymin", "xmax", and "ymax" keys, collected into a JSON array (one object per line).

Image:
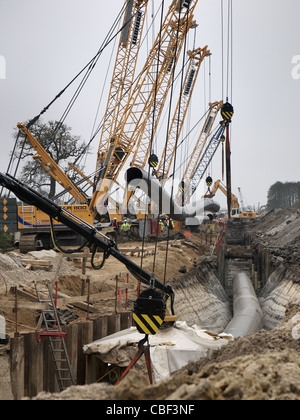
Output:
[{"xmin": 211, "ymin": 180, "xmax": 256, "ymax": 220}]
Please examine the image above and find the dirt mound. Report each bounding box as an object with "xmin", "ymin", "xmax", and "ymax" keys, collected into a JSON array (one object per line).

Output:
[
  {"xmin": 112, "ymin": 303, "xmax": 300, "ymax": 401},
  {"xmin": 252, "ymin": 208, "xmax": 300, "ymax": 251}
]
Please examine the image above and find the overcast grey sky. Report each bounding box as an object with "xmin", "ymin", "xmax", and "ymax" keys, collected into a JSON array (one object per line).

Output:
[{"xmin": 1, "ymin": 0, "xmax": 300, "ymax": 210}]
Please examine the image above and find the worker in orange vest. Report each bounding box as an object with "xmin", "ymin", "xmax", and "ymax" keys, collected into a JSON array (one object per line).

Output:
[{"xmin": 111, "ymin": 218, "xmax": 119, "ymax": 233}]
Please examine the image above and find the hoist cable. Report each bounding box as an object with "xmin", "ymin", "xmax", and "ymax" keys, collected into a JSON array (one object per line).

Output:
[
  {"xmin": 139, "ymin": 0, "xmax": 166, "ymax": 282},
  {"xmin": 166, "ymin": 108, "xmax": 210, "ymax": 179},
  {"xmin": 73, "ymin": 1, "xmax": 162, "ymax": 170},
  {"xmin": 162, "ymin": 4, "xmax": 191, "ymax": 287},
  {"xmin": 49, "ymin": 217, "xmax": 90, "ymax": 254},
  {"xmin": 221, "ymin": 0, "xmax": 233, "ymax": 102},
  {"xmin": 221, "ymin": 0, "xmax": 224, "ymax": 101},
  {"xmin": 25, "ymin": 0, "xmax": 152, "ymax": 130}
]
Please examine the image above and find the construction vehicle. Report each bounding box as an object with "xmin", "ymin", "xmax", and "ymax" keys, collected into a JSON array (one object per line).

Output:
[
  {"xmin": 174, "ymin": 101, "xmax": 224, "ymax": 204},
  {"xmin": 0, "ymin": 171, "xmax": 177, "ymax": 384},
  {"xmin": 155, "ymin": 47, "xmax": 212, "ymax": 182},
  {"xmin": 7, "ymin": 1, "xmax": 208, "ymax": 251},
  {"xmin": 211, "ymin": 180, "xmax": 256, "ymax": 220},
  {"xmin": 9, "ymin": 123, "xmax": 118, "ymax": 253},
  {"xmin": 16, "ymin": 203, "xmax": 93, "ymax": 253},
  {"xmin": 4, "ymin": 0, "xmax": 151, "ymax": 251},
  {"xmin": 0, "ymin": 171, "xmax": 176, "ymax": 329},
  {"xmin": 16, "ymin": 202, "xmax": 119, "ymax": 253},
  {"xmin": 91, "ymin": 0, "xmax": 200, "ymax": 214}
]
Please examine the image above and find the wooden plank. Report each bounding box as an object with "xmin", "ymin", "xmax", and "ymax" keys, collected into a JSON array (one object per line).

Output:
[
  {"xmin": 92, "ymin": 318, "xmax": 104, "ymax": 341},
  {"xmin": 86, "ymin": 354, "xmax": 103, "ymax": 384},
  {"xmin": 23, "ymin": 333, "xmax": 30, "ymax": 398},
  {"xmin": 28, "ymin": 332, "xmax": 43, "ymax": 398},
  {"xmin": 10, "ymin": 335, "xmax": 25, "ymax": 400},
  {"xmin": 10, "ymin": 286, "xmax": 38, "ymax": 302},
  {"xmin": 2, "ymin": 289, "xmax": 131, "ymax": 310},
  {"xmin": 120, "ymin": 311, "xmax": 133, "ymax": 331},
  {"xmin": 77, "ymin": 321, "xmax": 93, "ymax": 385},
  {"xmin": 66, "ymin": 247, "xmax": 155, "ymax": 260},
  {"xmin": 71, "ymin": 301, "xmax": 99, "ymax": 313},
  {"xmin": 107, "ymin": 313, "xmax": 121, "ymax": 336},
  {"xmin": 21, "ymin": 259, "xmax": 52, "ymax": 266},
  {"xmin": 62, "ymin": 324, "xmax": 78, "ymax": 386},
  {"xmin": 21, "ymin": 259, "xmax": 53, "ymax": 271}
]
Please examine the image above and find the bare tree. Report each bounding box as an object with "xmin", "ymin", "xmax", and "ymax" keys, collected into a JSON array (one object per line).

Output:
[{"xmin": 14, "ymin": 120, "xmax": 88, "ymax": 199}]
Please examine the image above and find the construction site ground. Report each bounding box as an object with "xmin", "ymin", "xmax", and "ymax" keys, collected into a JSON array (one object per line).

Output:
[
  {"xmin": 0, "ymin": 230, "xmax": 207, "ymax": 336},
  {"xmin": 1, "ymin": 208, "xmax": 300, "ymax": 400}
]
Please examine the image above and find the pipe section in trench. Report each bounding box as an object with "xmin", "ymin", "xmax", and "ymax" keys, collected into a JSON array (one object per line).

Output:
[
  {"xmin": 126, "ymin": 167, "xmax": 220, "ymax": 225},
  {"xmin": 225, "ymin": 272, "xmax": 263, "ymax": 338}
]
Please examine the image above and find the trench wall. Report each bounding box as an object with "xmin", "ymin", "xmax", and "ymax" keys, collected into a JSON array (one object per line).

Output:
[
  {"xmin": 258, "ymin": 263, "xmax": 300, "ymax": 330},
  {"xmin": 248, "ymin": 242, "xmax": 300, "ymax": 330},
  {"xmin": 9, "ymin": 312, "xmax": 133, "ymax": 400},
  {"xmin": 216, "ymin": 224, "xmax": 300, "ymax": 332},
  {"xmin": 172, "ymin": 258, "xmax": 232, "ymax": 333}
]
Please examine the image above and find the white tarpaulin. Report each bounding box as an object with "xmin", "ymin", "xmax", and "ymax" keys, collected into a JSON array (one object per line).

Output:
[{"xmin": 83, "ymin": 322, "xmax": 233, "ymax": 382}]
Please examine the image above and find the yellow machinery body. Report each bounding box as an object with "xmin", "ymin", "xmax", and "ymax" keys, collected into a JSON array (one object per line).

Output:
[
  {"xmin": 17, "ymin": 204, "xmax": 95, "ymax": 253},
  {"xmin": 18, "ymin": 204, "xmax": 93, "ymax": 232}
]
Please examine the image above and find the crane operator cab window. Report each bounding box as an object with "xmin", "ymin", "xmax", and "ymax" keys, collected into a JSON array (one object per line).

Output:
[{"xmin": 231, "ymin": 209, "xmax": 240, "ymax": 217}]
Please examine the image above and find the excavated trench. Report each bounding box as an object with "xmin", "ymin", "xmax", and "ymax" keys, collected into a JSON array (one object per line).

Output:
[
  {"xmin": 172, "ymin": 215, "xmax": 300, "ymax": 336},
  {"xmin": 2, "ymin": 211, "xmax": 299, "ymax": 401}
]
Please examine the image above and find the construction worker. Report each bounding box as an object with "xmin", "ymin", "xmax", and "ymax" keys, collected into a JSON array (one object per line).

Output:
[
  {"xmin": 167, "ymin": 218, "xmax": 174, "ymax": 230},
  {"xmin": 159, "ymin": 219, "xmax": 165, "ymax": 232},
  {"xmin": 121, "ymin": 220, "xmax": 131, "ymax": 233}
]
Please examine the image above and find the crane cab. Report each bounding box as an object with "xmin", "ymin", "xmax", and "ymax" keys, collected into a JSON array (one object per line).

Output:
[{"xmin": 231, "ymin": 208, "xmax": 256, "ymax": 220}]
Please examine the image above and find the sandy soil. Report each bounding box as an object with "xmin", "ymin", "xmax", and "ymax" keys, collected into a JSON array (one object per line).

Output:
[
  {"xmin": 1, "ymin": 210, "xmax": 300, "ymax": 401},
  {"xmin": 0, "ymin": 234, "xmax": 209, "ymax": 336}
]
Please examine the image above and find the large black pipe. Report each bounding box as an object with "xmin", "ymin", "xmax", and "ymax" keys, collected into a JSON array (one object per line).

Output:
[
  {"xmin": 224, "ymin": 272, "xmax": 263, "ymax": 338},
  {"xmin": 126, "ymin": 167, "xmax": 220, "ymax": 225}
]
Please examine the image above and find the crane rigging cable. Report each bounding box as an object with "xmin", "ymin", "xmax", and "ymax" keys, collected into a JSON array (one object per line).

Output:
[
  {"xmin": 140, "ymin": 0, "xmax": 193, "ymax": 285},
  {"xmin": 85, "ymin": 1, "xmax": 164, "ymax": 157},
  {"xmin": 139, "ymin": 0, "xmax": 166, "ymax": 284},
  {"xmin": 26, "ymin": 1, "xmax": 131, "ymax": 130},
  {"xmin": 161, "ymin": 3, "xmax": 192, "ymax": 286},
  {"xmin": 4, "ymin": 1, "xmax": 132, "ymax": 191},
  {"xmin": 221, "ymin": 0, "xmax": 233, "ymax": 102},
  {"xmin": 152, "ymin": 0, "xmax": 184, "ymax": 277}
]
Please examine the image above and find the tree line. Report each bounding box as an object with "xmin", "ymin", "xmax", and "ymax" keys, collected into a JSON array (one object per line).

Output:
[{"xmin": 267, "ymin": 181, "xmax": 300, "ymax": 210}]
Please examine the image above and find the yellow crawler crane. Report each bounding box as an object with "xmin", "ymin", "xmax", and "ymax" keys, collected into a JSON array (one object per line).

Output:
[
  {"xmin": 156, "ymin": 46, "xmax": 212, "ymax": 182},
  {"xmin": 96, "ymin": 0, "xmax": 150, "ymax": 174},
  {"xmin": 90, "ymin": 0, "xmax": 199, "ymax": 216},
  {"xmin": 175, "ymin": 101, "xmax": 223, "ymax": 203}
]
